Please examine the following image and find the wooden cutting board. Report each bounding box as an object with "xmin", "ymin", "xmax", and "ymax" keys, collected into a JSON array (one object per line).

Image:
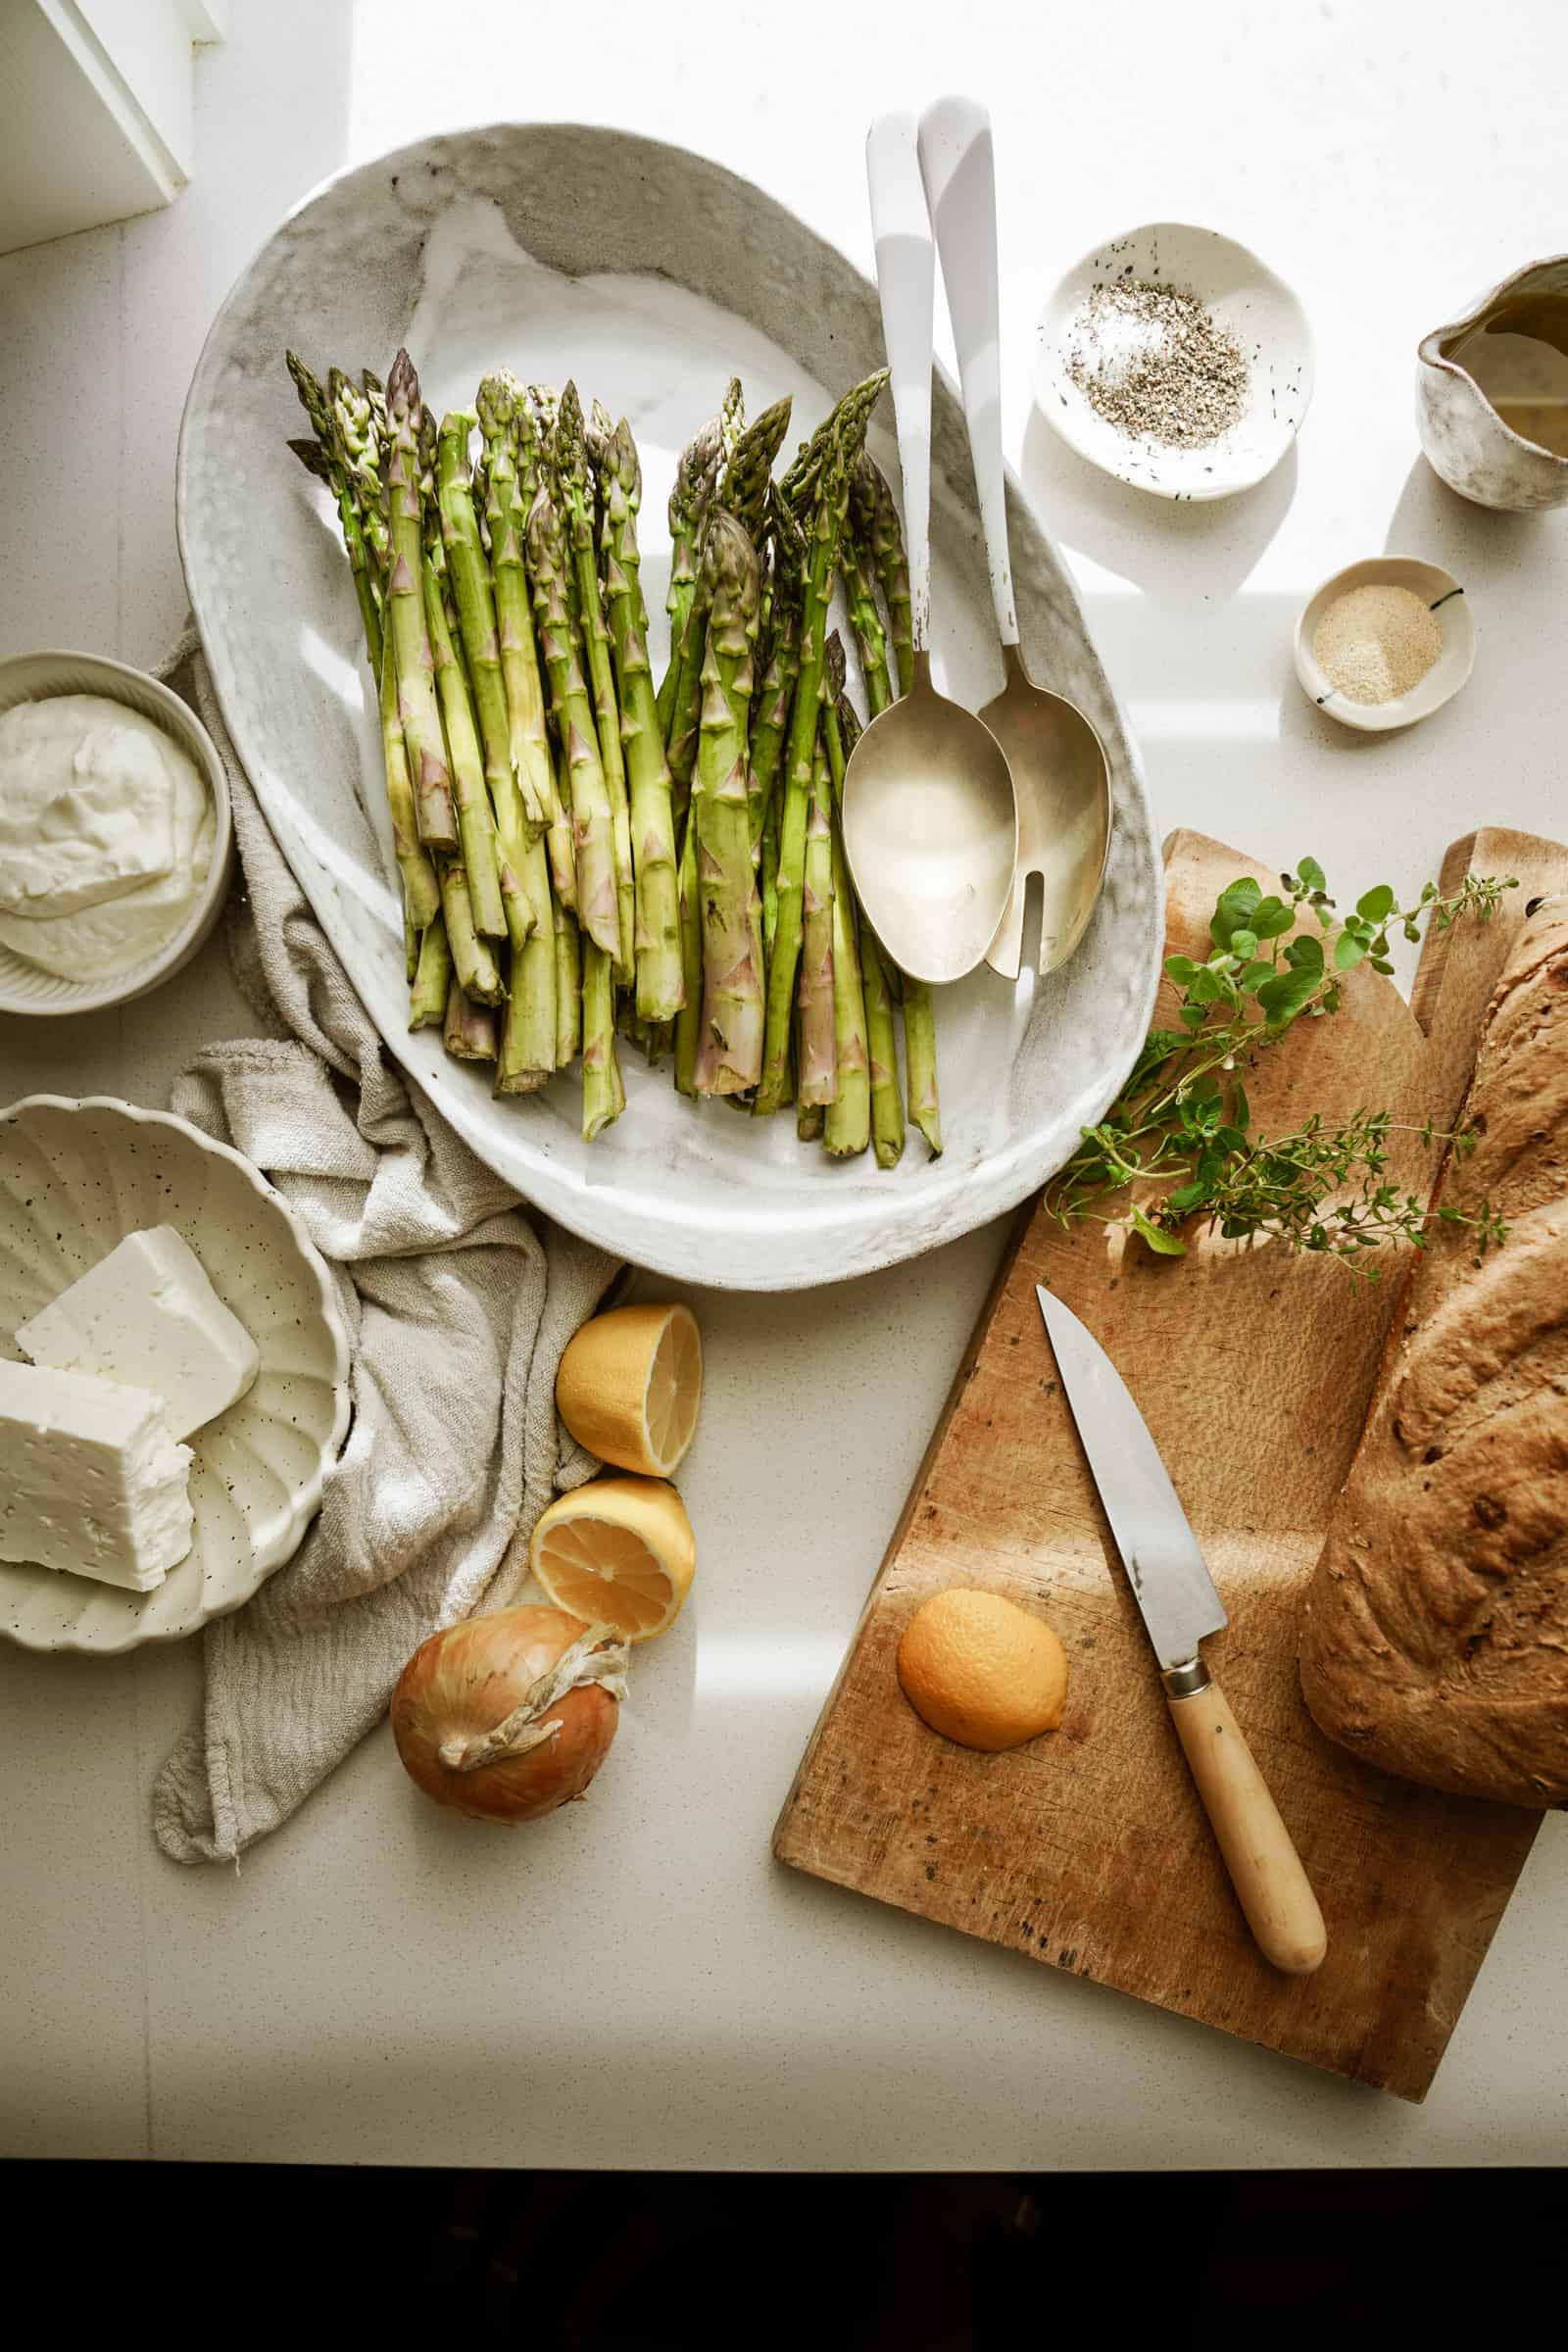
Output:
[{"xmin": 775, "ymin": 825, "xmax": 1564, "ymax": 2102}]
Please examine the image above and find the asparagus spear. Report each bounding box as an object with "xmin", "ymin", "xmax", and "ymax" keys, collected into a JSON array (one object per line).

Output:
[
  {"xmin": 856, "ymin": 453, "xmax": 914, "ymax": 699},
  {"xmin": 663, "ymin": 583, "xmax": 710, "ymax": 819},
  {"xmin": 597, "ymin": 414, "xmax": 684, "ymax": 1022},
  {"xmin": 796, "ymin": 732, "xmax": 837, "ymax": 1108},
  {"xmin": 581, "ymin": 940, "xmax": 623, "ymax": 1141},
  {"xmin": 900, "ymin": 978, "xmax": 941, "ymax": 1154},
  {"xmin": 780, "ymin": 371, "xmax": 890, "ymax": 516},
  {"xmin": 859, "ymin": 921, "xmax": 905, "ymax": 1168},
  {"xmin": 657, "ymin": 402, "xmax": 728, "ymax": 740},
  {"xmin": 672, "ymin": 810, "xmax": 704, "ymax": 1099},
  {"xmin": 362, "ymin": 368, "xmax": 389, "ymax": 445},
  {"xmin": 822, "ymin": 796, "xmax": 868, "ymax": 1153},
  {"xmin": 494, "ymin": 874, "xmax": 557, "ymax": 1095},
  {"xmin": 661, "ymin": 388, "xmax": 789, "ymax": 820},
  {"xmin": 749, "ymin": 487, "xmax": 805, "ymax": 862},
  {"xmin": 435, "ymin": 410, "xmax": 534, "ymax": 951},
  {"xmin": 408, "ymin": 912, "xmax": 454, "ymax": 1030},
  {"xmin": 330, "ymin": 368, "xmax": 390, "ymax": 586},
  {"xmin": 290, "ymin": 407, "xmax": 442, "ymax": 958},
  {"xmin": 586, "ymin": 397, "xmax": 616, "ymax": 565},
  {"xmin": 377, "ymin": 617, "xmax": 442, "ymax": 945},
  {"xmin": 526, "ymin": 383, "xmax": 559, "ymax": 454},
  {"xmin": 436, "ymin": 406, "xmax": 557, "ymax": 1091},
  {"xmin": 662, "ymin": 381, "xmax": 748, "ymax": 799},
  {"xmin": 754, "ymin": 427, "xmax": 849, "ymax": 1113},
  {"xmin": 526, "ymin": 480, "xmax": 620, "ymax": 961},
  {"xmin": 839, "ymin": 490, "xmax": 934, "ymax": 1151},
  {"xmin": 717, "ymin": 397, "xmax": 793, "ymax": 543},
  {"xmin": 754, "ymin": 371, "xmax": 889, "ymax": 1113},
  {"xmin": 558, "ymin": 384, "xmax": 635, "ymax": 981},
  {"xmin": 287, "ymin": 353, "xmax": 384, "ymax": 678},
  {"xmin": 420, "ymin": 479, "xmax": 509, "ymax": 942},
  {"xmin": 818, "ymin": 643, "xmax": 869, "ymax": 1157},
  {"xmin": 288, "ymin": 428, "xmax": 381, "ymax": 680},
  {"xmin": 486, "ymin": 374, "xmax": 577, "ymax": 908},
  {"xmin": 438, "ymin": 858, "xmax": 504, "ymax": 1004},
  {"xmin": 829, "ymin": 687, "xmax": 903, "ymax": 1166},
  {"xmin": 691, "ymin": 512, "xmax": 765, "ymax": 1096},
  {"xmin": 443, "ymin": 981, "xmax": 500, "ymax": 1063},
  {"xmin": 842, "ymin": 462, "xmax": 894, "ymax": 717},
  {"xmin": 720, "ymin": 372, "xmax": 746, "ymax": 463},
  {"xmin": 382, "ymin": 352, "xmax": 459, "ymax": 851},
  {"xmin": 553, "ymin": 901, "xmax": 583, "ymax": 1070}
]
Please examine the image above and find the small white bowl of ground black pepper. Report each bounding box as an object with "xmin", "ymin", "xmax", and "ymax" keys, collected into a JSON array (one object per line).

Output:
[
  {"xmin": 1295, "ymin": 557, "xmax": 1475, "ymax": 733},
  {"xmin": 1036, "ymin": 221, "xmax": 1313, "ymax": 501}
]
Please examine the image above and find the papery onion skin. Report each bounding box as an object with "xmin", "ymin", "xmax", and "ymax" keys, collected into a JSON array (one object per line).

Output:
[{"xmin": 391, "ymin": 1605, "xmax": 620, "ymax": 1824}]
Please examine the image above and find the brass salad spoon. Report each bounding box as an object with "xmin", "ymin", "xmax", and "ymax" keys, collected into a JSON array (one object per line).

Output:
[
  {"xmin": 917, "ymin": 95, "xmax": 1111, "ymax": 979},
  {"xmin": 841, "ymin": 110, "xmax": 1018, "ymax": 989}
]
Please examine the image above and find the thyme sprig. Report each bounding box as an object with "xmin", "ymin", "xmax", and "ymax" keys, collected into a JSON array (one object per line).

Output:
[{"xmin": 1049, "ymin": 858, "xmax": 1517, "ymax": 1272}]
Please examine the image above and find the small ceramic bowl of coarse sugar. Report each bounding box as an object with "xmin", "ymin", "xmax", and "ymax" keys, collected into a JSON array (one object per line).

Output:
[
  {"xmin": 1294, "ymin": 557, "xmax": 1475, "ymax": 733},
  {"xmin": 1035, "ymin": 221, "xmax": 1313, "ymax": 501}
]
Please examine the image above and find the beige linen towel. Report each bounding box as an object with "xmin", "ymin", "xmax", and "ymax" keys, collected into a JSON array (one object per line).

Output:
[{"xmin": 151, "ymin": 633, "xmax": 619, "ymax": 1865}]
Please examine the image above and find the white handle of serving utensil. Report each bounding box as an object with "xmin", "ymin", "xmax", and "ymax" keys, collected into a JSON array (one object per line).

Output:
[
  {"xmin": 1164, "ymin": 1666, "xmax": 1328, "ymax": 1976},
  {"xmin": 916, "ymin": 95, "xmax": 1019, "ymax": 652},
  {"xmin": 866, "ymin": 111, "xmax": 933, "ymax": 658}
]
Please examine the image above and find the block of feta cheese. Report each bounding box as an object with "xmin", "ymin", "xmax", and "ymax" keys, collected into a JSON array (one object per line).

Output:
[
  {"xmin": 0, "ymin": 1358, "xmax": 194, "ymax": 1591},
  {"xmin": 17, "ymin": 1224, "xmax": 259, "ymax": 1441}
]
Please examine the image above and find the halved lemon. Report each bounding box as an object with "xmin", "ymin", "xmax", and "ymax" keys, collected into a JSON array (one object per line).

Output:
[
  {"xmin": 530, "ymin": 1475, "xmax": 696, "ymax": 1642},
  {"xmin": 555, "ymin": 1300, "xmax": 703, "ymax": 1479},
  {"xmin": 897, "ymin": 1587, "xmax": 1068, "ymax": 1752}
]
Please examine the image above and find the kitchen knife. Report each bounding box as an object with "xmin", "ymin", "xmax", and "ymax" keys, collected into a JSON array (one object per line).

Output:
[{"xmin": 1037, "ymin": 1286, "xmax": 1327, "ymax": 1977}]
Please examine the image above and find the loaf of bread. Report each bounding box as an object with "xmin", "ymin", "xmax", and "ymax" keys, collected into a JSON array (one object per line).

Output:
[{"xmin": 1298, "ymin": 899, "xmax": 1568, "ymax": 1808}]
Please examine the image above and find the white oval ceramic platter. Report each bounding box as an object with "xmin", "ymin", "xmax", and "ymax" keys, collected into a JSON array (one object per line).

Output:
[
  {"xmin": 177, "ymin": 125, "xmax": 1162, "ymax": 1290},
  {"xmin": 0, "ymin": 1098, "xmax": 351, "ymax": 1654},
  {"xmin": 1036, "ymin": 221, "xmax": 1313, "ymax": 502}
]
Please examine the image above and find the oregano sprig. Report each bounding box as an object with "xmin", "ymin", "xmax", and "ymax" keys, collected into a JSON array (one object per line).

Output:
[{"xmin": 1048, "ymin": 858, "xmax": 1517, "ymax": 1273}]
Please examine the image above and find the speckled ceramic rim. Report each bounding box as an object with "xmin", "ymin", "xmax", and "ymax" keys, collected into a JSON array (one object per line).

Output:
[
  {"xmin": 175, "ymin": 121, "xmax": 1164, "ymax": 1291},
  {"xmin": 0, "ymin": 651, "xmax": 234, "ymax": 1018},
  {"xmin": 0, "ymin": 1095, "xmax": 352, "ymax": 1655},
  {"xmin": 1293, "ymin": 556, "xmax": 1476, "ymax": 734}
]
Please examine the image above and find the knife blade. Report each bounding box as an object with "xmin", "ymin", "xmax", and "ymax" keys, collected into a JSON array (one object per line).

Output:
[
  {"xmin": 1035, "ymin": 1285, "xmax": 1226, "ymax": 1673},
  {"xmin": 1036, "ymin": 1284, "xmax": 1327, "ymax": 1976}
]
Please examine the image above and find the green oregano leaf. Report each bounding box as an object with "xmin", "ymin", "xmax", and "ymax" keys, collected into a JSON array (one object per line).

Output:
[{"xmin": 1130, "ymin": 1205, "xmax": 1188, "ymax": 1256}]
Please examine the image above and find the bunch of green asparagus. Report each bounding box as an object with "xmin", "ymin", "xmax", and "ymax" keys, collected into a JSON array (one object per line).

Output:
[{"xmin": 285, "ymin": 348, "xmax": 940, "ymax": 1161}]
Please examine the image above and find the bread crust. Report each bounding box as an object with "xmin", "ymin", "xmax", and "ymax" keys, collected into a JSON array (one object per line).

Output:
[{"xmin": 1298, "ymin": 899, "xmax": 1568, "ymax": 1808}]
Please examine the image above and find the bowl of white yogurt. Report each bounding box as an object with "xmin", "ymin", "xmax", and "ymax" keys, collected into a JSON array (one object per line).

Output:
[{"xmin": 0, "ymin": 651, "xmax": 232, "ymax": 1015}]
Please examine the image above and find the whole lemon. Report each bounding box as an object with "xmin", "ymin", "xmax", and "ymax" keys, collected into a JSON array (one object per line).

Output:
[{"xmin": 897, "ymin": 1587, "xmax": 1068, "ymax": 1752}]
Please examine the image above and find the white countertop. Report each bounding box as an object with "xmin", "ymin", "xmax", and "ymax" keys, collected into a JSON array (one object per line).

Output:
[{"xmin": 2, "ymin": 0, "xmax": 1565, "ymax": 2168}]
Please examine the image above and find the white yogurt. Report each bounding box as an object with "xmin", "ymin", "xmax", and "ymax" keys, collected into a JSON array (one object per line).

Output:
[{"xmin": 0, "ymin": 695, "xmax": 213, "ymax": 979}]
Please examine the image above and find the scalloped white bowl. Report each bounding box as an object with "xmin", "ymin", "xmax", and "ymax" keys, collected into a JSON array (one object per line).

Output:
[
  {"xmin": 0, "ymin": 1097, "xmax": 352, "ymax": 1653},
  {"xmin": 0, "ymin": 651, "xmax": 233, "ymax": 1017}
]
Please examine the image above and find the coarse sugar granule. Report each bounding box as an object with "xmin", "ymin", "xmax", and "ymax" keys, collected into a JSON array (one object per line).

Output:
[
  {"xmin": 1064, "ymin": 279, "xmax": 1249, "ymax": 449},
  {"xmin": 1312, "ymin": 583, "xmax": 1443, "ymax": 706}
]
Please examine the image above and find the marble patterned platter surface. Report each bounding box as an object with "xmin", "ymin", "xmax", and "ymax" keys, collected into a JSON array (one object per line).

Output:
[{"xmin": 176, "ymin": 123, "xmax": 1161, "ymax": 1290}]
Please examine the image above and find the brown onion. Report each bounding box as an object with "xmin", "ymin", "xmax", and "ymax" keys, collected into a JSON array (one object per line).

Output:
[{"xmin": 391, "ymin": 1605, "xmax": 624, "ymax": 1825}]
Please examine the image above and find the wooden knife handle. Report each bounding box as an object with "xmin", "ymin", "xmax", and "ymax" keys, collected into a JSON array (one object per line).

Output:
[{"xmin": 1165, "ymin": 1671, "xmax": 1328, "ymax": 1976}]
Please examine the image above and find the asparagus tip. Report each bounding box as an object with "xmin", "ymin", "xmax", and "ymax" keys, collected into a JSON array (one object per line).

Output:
[{"xmin": 386, "ymin": 346, "xmax": 419, "ymax": 416}]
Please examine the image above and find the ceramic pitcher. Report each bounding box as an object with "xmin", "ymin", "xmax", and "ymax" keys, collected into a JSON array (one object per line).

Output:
[{"xmin": 1417, "ymin": 256, "xmax": 1568, "ymax": 510}]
